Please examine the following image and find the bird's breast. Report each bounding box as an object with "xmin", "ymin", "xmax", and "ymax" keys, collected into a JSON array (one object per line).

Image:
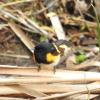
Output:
[{"xmin": 46, "ymin": 53, "xmax": 60, "ymax": 63}]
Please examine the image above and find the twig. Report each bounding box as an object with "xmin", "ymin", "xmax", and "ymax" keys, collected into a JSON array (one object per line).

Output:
[
  {"xmin": 69, "ymin": 16, "xmax": 97, "ymax": 28},
  {"xmin": 9, "ymin": 84, "xmax": 47, "ymax": 97},
  {"xmin": 67, "ymin": 60, "xmax": 100, "ymax": 70},
  {"xmin": 35, "ymin": 88, "xmax": 100, "ymax": 100},
  {"xmin": 9, "ymin": 82, "xmax": 100, "ymax": 93},
  {"xmin": 17, "ymin": 11, "xmax": 49, "ymax": 37},
  {"xmin": 0, "ymin": 9, "xmax": 49, "ymax": 37},
  {"xmin": 0, "ymin": 97, "xmax": 27, "ymax": 100},
  {"xmin": 0, "ymin": 0, "xmax": 34, "ymax": 8},
  {"xmin": 0, "ymin": 83, "xmax": 99, "ymax": 95},
  {"xmin": 0, "ymin": 53, "xmax": 30, "ymax": 59},
  {"xmin": 0, "ymin": 24, "xmax": 9, "ymax": 29},
  {"xmin": 8, "ymin": 21, "xmax": 35, "ymax": 53},
  {"xmin": 48, "ymin": 12, "xmax": 66, "ymax": 40},
  {"xmin": 66, "ymin": 94, "xmax": 99, "ymax": 100},
  {"xmin": 33, "ymin": 0, "xmax": 57, "ymax": 15}
]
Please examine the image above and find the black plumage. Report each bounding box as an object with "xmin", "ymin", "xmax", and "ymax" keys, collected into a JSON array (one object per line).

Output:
[
  {"xmin": 34, "ymin": 42, "xmax": 59, "ymax": 64},
  {"xmin": 34, "ymin": 40, "xmax": 71, "ymax": 64}
]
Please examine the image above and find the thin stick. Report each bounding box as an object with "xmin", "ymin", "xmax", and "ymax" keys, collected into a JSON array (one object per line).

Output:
[
  {"xmin": 0, "ymin": 83, "xmax": 99, "ymax": 95},
  {"xmin": 35, "ymin": 88, "xmax": 100, "ymax": 100},
  {"xmin": 18, "ymin": 11, "xmax": 49, "ymax": 36},
  {"xmin": 48, "ymin": 12, "xmax": 66, "ymax": 40},
  {"xmin": 8, "ymin": 21, "xmax": 35, "ymax": 53},
  {"xmin": 0, "ymin": 66, "xmax": 99, "ymax": 84},
  {"xmin": 0, "ymin": 97, "xmax": 27, "ymax": 100},
  {"xmin": 0, "ymin": 0, "xmax": 33, "ymax": 8},
  {"xmin": 9, "ymin": 85, "xmax": 47, "ymax": 97},
  {"xmin": 67, "ymin": 61, "xmax": 100, "ymax": 70},
  {"xmin": 11, "ymin": 82, "xmax": 100, "ymax": 93},
  {"xmin": 66, "ymin": 94, "xmax": 99, "ymax": 100},
  {"xmin": 0, "ymin": 53, "xmax": 30, "ymax": 59}
]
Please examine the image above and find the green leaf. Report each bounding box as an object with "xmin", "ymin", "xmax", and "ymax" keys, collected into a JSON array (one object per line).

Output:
[{"xmin": 75, "ymin": 54, "xmax": 87, "ymax": 64}]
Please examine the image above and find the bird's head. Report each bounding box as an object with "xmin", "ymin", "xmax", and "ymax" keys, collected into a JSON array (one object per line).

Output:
[{"xmin": 53, "ymin": 40, "xmax": 72, "ymax": 56}]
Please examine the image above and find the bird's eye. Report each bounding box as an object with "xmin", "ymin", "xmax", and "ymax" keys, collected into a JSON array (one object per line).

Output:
[
  {"xmin": 50, "ymin": 47, "xmax": 55, "ymax": 52},
  {"xmin": 50, "ymin": 47, "xmax": 59, "ymax": 55}
]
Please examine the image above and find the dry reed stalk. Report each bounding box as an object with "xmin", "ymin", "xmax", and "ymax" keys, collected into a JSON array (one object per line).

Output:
[
  {"xmin": 0, "ymin": 82, "xmax": 99, "ymax": 95},
  {"xmin": 48, "ymin": 12, "xmax": 66, "ymax": 40},
  {"xmin": 0, "ymin": 83, "xmax": 99, "ymax": 100},
  {"xmin": 68, "ymin": 17, "xmax": 97, "ymax": 28},
  {"xmin": 0, "ymin": 86, "xmax": 21, "ymax": 95},
  {"xmin": 65, "ymin": 94, "xmax": 99, "ymax": 100},
  {"xmin": 0, "ymin": 97, "xmax": 27, "ymax": 100},
  {"xmin": 0, "ymin": 53, "xmax": 30, "ymax": 59},
  {"xmin": 0, "ymin": 83, "xmax": 48, "ymax": 98},
  {"xmin": 8, "ymin": 22, "xmax": 35, "ymax": 53},
  {"xmin": 0, "ymin": 0, "xmax": 33, "ymax": 8},
  {"xmin": 35, "ymin": 88, "xmax": 100, "ymax": 100},
  {"xmin": 10, "ymin": 82, "xmax": 100, "ymax": 93},
  {"xmin": 17, "ymin": 11, "xmax": 49, "ymax": 37},
  {"xmin": 67, "ymin": 61, "xmax": 100, "ymax": 70},
  {"xmin": 0, "ymin": 65, "xmax": 99, "ymax": 83},
  {"xmin": 9, "ymin": 85, "xmax": 47, "ymax": 97}
]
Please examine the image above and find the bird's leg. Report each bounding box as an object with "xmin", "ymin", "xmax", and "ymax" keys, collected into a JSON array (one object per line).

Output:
[
  {"xmin": 37, "ymin": 64, "xmax": 41, "ymax": 72},
  {"xmin": 53, "ymin": 66, "xmax": 56, "ymax": 74}
]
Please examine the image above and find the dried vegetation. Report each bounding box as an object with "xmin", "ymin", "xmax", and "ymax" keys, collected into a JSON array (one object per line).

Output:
[{"xmin": 0, "ymin": 0, "xmax": 100, "ymax": 100}]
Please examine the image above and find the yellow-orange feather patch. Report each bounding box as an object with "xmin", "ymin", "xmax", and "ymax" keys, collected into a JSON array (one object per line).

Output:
[{"xmin": 46, "ymin": 53, "xmax": 60, "ymax": 62}]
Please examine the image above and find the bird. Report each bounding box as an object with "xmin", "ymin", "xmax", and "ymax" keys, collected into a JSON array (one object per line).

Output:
[{"xmin": 34, "ymin": 39, "xmax": 72, "ymax": 72}]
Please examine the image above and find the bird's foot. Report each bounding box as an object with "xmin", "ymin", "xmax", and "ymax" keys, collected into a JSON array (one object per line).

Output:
[
  {"xmin": 37, "ymin": 65, "xmax": 41, "ymax": 72},
  {"xmin": 53, "ymin": 66, "xmax": 56, "ymax": 74}
]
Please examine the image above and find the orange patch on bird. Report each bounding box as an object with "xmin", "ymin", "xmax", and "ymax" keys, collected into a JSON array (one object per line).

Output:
[{"xmin": 46, "ymin": 53, "xmax": 60, "ymax": 62}]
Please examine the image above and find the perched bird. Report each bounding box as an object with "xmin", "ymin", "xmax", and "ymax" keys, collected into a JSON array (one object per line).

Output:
[{"xmin": 34, "ymin": 39, "xmax": 72, "ymax": 72}]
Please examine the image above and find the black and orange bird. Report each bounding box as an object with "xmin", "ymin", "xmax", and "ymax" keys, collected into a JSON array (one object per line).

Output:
[{"xmin": 34, "ymin": 39, "xmax": 72, "ymax": 72}]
